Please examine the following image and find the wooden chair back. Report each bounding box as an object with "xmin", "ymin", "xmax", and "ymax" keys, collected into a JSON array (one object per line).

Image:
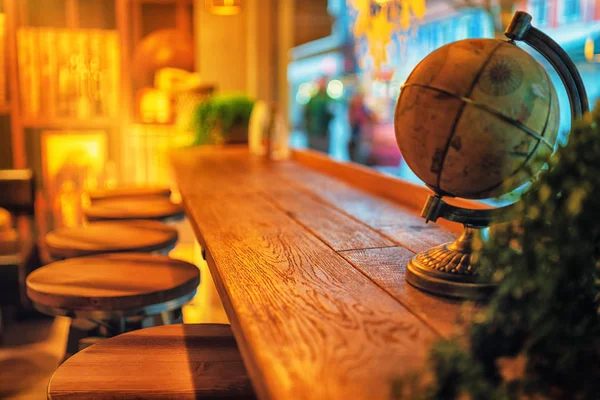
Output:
[{"xmin": 0, "ymin": 169, "xmax": 35, "ymax": 216}]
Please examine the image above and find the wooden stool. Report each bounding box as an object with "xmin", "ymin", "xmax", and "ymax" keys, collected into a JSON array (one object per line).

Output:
[
  {"xmin": 47, "ymin": 324, "xmax": 256, "ymax": 400},
  {"xmin": 84, "ymin": 196, "xmax": 185, "ymax": 222},
  {"xmin": 26, "ymin": 253, "xmax": 200, "ymax": 337},
  {"xmin": 45, "ymin": 220, "xmax": 179, "ymax": 259},
  {"xmin": 86, "ymin": 186, "xmax": 171, "ymax": 203}
]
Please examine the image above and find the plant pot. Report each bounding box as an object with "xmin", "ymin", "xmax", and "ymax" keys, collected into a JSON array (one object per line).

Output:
[{"xmin": 222, "ymin": 125, "xmax": 248, "ymax": 145}]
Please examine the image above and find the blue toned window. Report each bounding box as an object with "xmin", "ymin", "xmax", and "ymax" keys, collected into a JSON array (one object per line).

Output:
[
  {"xmin": 561, "ymin": 0, "xmax": 582, "ymax": 23},
  {"xmin": 528, "ymin": 0, "xmax": 549, "ymax": 26},
  {"xmin": 468, "ymin": 13, "xmax": 483, "ymax": 37}
]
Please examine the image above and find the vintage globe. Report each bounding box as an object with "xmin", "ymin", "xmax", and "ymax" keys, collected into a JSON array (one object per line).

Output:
[{"xmin": 394, "ymin": 38, "xmax": 560, "ymax": 199}]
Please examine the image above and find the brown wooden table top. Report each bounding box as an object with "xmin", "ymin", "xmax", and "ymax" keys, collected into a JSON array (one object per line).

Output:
[
  {"xmin": 171, "ymin": 146, "xmax": 469, "ymax": 400},
  {"xmin": 45, "ymin": 220, "xmax": 178, "ymax": 259},
  {"xmin": 48, "ymin": 324, "xmax": 256, "ymax": 400},
  {"xmin": 84, "ymin": 196, "xmax": 184, "ymax": 222},
  {"xmin": 26, "ymin": 253, "xmax": 199, "ymax": 312}
]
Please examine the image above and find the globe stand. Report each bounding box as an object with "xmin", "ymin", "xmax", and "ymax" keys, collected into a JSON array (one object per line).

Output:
[
  {"xmin": 406, "ymin": 195, "xmax": 513, "ymax": 300},
  {"xmin": 407, "ymin": 226, "xmax": 490, "ymax": 299},
  {"xmin": 405, "ymin": 11, "xmax": 589, "ymax": 300}
]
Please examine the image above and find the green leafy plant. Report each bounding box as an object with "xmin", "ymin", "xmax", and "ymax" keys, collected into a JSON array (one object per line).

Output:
[
  {"xmin": 192, "ymin": 94, "xmax": 255, "ymax": 145},
  {"xmin": 393, "ymin": 103, "xmax": 600, "ymax": 400}
]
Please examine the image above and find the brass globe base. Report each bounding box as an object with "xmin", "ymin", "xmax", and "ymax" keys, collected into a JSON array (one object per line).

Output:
[{"xmin": 406, "ymin": 226, "xmax": 495, "ymax": 300}]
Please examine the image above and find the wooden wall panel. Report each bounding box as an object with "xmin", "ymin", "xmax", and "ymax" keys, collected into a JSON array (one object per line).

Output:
[
  {"xmin": 194, "ymin": 0, "xmax": 290, "ymax": 108},
  {"xmin": 195, "ymin": 1, "xmax": 248, "ymax": 92},
  {"xmin": 293, "ymin": 0, "xmax": 333, "ymax": 47}
]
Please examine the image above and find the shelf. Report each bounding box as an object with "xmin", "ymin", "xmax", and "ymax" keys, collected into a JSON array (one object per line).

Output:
[{"xmin": 22, "ymin": 116, "xmax": 118, "ymax": 130}]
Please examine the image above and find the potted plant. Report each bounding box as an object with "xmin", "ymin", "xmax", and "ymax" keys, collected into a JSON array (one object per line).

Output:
[{"xmin": 192, "ymin": 94, "xmax": 255, "ymax": 145}]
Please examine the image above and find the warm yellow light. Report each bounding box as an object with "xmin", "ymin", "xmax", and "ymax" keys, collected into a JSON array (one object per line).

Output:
[
  {"xmin": 42, "ymin": 131, "xmax": 107, "ymax": 226},
  {"xmin": 205, "ymin": 0, "xmax": 242, "ymax": 16},
  {"xmin": 42, "ymin": 132, "xmax": 107, "ymax": 193},
  {"xmin": 137, "ymin": 88, "xmax": 172, "ymax": 124},
  {"xmin": 350, "ymin": 0, "xmax": 427, "ymax": 69}
]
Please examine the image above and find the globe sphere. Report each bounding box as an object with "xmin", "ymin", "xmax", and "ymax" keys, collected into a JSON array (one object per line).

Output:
[{"xmin": 394, "ymin": 38, "xmax": 559, "ymax": 199}]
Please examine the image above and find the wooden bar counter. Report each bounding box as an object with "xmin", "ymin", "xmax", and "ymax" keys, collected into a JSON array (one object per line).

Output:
[{"xmin": 171, "ymin": 146, "xmax": 472, "ymax": 400}]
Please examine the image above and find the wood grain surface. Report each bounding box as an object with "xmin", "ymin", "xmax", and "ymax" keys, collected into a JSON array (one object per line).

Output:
[
  {"xmin": 273, "ymin": 163, "xmax": 456, "ymax": 252},
  {"xmin": 290, "ymin": 148, "xmax": 490, "ymax": 233},
  {"xmin": 84, "ymin": 196, "xmax": 184, "ymax": 222},
  {"xmin": 265, "ymin": 189, "xmax": 395, "ymax": 252},
  {"xmin": 340, "ymin": 247, "xmax": 464, "ymax": 338},
  {"xmin": 45, "ymin": 220, "xmax": 179, "ymax": 259},
  {"xmin": 181, "ymin": 191, "xmax": 437, "ymax": 400},
  {"xmin": 26, "ymin": 253, "xmax": 199, "ymax": 312},
  {"xmin": 48, "ymin": 324, "xmax": 256, "ymax": 400},
  {"xmin": 87, "ymin": 186, "xmax": 171, "ymax": 202},
  {"xmin": 170, "ymin": 146, "xmax": 470, "ymax": 400}
]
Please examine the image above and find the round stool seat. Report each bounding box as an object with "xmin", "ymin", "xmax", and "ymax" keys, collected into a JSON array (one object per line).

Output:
[
  {"xmin": 45, "ymin": 220, "xmax": 178, "ymax": 259},
  {"xmin": 84, "ymin": 196, "xmax": 184, "ymax": 222},
  {"xmin": 26, "ymin": 253, "xmax": 199, "ymax": 319},
  {"xmin": 48, "ymin": 324, "xmax": 256, "ymax": 400},
  {"xmin": 87, "ymin": 186, "xmax": 171, "ymax": 203}
]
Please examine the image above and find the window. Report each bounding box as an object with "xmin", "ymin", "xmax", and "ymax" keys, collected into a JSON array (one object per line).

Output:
[
  {"xmin": 528, "ymin": 0, "xmax": 549, "ymax": 26},
  {"xmin": 561, "ymin": 0, "xmax": 582, "ymax": 23}
]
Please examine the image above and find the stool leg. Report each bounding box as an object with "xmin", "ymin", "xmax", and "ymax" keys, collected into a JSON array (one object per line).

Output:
[
  {"xmin": 64, "ymin": 322, "xmax": 93, "ymax": 361},
  {"xmin": 78, "ymin": 336, "xmax": 105, "ymax": 352},
  {"xmin": 0, "ymin": 308, "xmax": 3, "ymax": 345}
]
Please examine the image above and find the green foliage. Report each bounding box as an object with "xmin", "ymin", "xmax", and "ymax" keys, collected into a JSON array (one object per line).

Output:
[
  {"xmin": 192, "ymin": 94, "xmax": 254, "ymax": 145},
  {"xmin": 395, "ymin": 104, "xmax": 600, "ymax": 400}
]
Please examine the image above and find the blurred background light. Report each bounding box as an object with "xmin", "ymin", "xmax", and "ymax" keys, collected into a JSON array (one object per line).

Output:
[{"xmin": 326, "ymin": 79, "xmax": 344, "ymax": 99}]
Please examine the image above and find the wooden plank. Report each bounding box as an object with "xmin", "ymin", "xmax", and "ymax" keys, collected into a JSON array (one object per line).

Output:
[
  {"xmin": 273, "ymin": 162, "xmax": 456, "ymax": 253},
  {"xmin": 340, "ymin": 247, "xmax": 463, "ymax": 338},
  {"xmin": 171, "ymin": 146, "xmax": 456, "ymax": 252},
  {"xmin": 177, "ymin": 190, "xmax": 438, "ymax": 400},
  {"xmin": 291, "ymin": 149, "xmax": 489, "ymax": 233},
  {"xmin": 378, "ymin": 222, "xmax": 455, "ymax": 254},
  {"xmin": 171, "ymin": 146, "xmax": 283, "ymax": 196},
  {"xmin": 4, "ymin": 0, "xmax": 26, "ymax": 168},
  {"xmin": 264, "ymin": 188, "xmax": 395, "ymax": 252},
  {"xmin": 65, "ymin": 0, "xmax": 79, "ymax": 29},
  {"xmin": 170, "ymin": 147, "xmax": 455, "ymax": 255},
  {"xmin": 292, "ymin": 149, "xmax": 488, "ymax": 211}
]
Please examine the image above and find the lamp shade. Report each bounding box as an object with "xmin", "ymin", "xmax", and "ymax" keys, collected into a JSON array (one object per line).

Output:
[{"xmin": 205, "ymin": 0, "xmax": 242, "ymax": 16}]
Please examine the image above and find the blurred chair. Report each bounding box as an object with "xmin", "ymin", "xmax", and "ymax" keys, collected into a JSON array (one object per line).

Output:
[
  {"xmin": 44, "ymin": 220, "xmax": 178, "ymax": 260},
  {"xmin": 0, "ymin": 169, "xmax": 35, "ymax": 216},
  {"xmin": 0, "ymin": 170, "xmax": 40, "ymax": 341},
  {"xmin": 85, "ymin": 186, "xmax": 171, "ymax": 204},
  {"xmin": 83, "ymin": 195, "xmax": 185, "ymax": 222}
]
